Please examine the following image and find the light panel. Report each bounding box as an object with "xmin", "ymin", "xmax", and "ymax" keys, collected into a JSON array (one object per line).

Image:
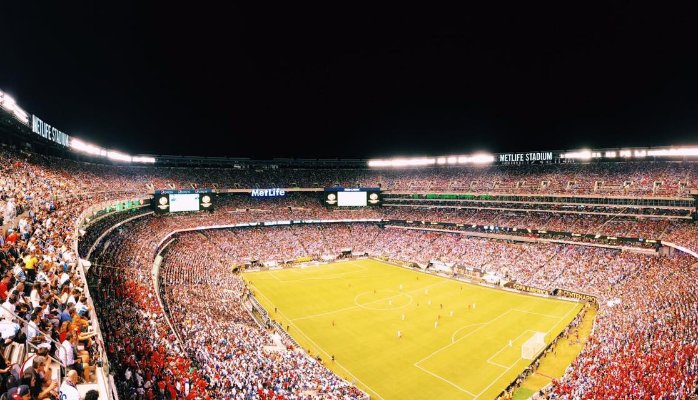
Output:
[{"xmin": 368, "ymin": 153, "xmax": 494, "ymax": 168}]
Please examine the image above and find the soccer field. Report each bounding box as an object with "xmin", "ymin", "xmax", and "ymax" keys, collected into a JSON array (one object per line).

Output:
[{"xmin": 243, "ymin": 259, "xmax": 582, "ymax": 400}]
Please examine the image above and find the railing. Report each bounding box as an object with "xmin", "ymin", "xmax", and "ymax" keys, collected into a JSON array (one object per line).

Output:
[
  {"xmin": 151, "ymin": 240, "xmax": 185, "ymax": 350},
  {"xmin": 0, "ymin": 303, "xmax": 65, "ymax": 384}
]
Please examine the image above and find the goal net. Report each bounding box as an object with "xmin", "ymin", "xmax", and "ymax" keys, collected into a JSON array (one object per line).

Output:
[{"xmin": 521, "ymin": 332, "xmax": 546, "ymax": 360}]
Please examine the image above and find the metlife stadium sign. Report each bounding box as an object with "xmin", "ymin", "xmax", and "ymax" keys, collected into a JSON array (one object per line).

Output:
[
  {"xmin": 251, "ymin": 188, "xmax": 286, "ymax": 197},
  {"xmin": 31, "ymin": 115, "xmax": 70, "ymax": 147},
  {"xmin": 497, "ymin": 151, "xmax": 555, "ymax": 164}
]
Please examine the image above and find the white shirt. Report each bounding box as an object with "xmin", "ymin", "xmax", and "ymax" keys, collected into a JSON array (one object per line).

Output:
[
  {"xmin": 1, "ymin": 300, "xmax": 15, "ymax": 321},
  {"xmin": 59, "ymin": 273, "xmax": 71, "ymax": 287},
  {"xmin": 58, "ymin": 379, "xmax": 80, "ymax": 400},
  {"xmin": 30, "ymin": 289, "xmax": 40, "ymax": 308},
  {"xmin": 58, "ymin": 339, "xmax": 75, "ymax": 366}
]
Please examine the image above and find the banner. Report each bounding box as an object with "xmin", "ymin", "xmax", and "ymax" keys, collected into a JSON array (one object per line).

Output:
[
  {"xmin": 553, "ymin": 288, "xmax": 597, "ymax": 303},
  {"xmin": 505, "ymin": 282, "xmax": 551, "ymax": 296}
]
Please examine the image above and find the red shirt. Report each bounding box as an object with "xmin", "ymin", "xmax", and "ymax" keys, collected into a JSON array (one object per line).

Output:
[
  {"xmin": 0, "ymin": 281, "xmax": 8, "ymax": 301},
  {"xmin": 5, "ymin": 232, "xmax": 18, "ymax": 244}
]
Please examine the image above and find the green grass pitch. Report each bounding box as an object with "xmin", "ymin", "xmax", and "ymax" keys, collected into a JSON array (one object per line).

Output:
[{"xmin": 243, "ymin": 259, "xmax": 582, "ymax": 400}]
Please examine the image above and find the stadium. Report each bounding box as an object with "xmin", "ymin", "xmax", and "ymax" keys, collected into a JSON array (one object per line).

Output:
[
  {"xmin": 0, "ymin": 87, "xmax": 697, "ymax": 399},
  {"xmin": 2, "ymin": 5, "xmax": 698, "ymax": 400}
]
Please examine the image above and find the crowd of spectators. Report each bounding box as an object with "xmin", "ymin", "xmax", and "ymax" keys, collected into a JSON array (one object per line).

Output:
[
  {"xmin": 381, "ymin": 205, "xmax": 697, "ymax": 244},
  {"xmin": 549, "ymin": 252, "xmax": 698, "ymax": 399},
  {"xmin": 0, "ymin": 148, "xmax": 108, "ymax": 398},
  {"xmin": 3, "ymin": 149, "xmax": 698, "ymax": 197}
]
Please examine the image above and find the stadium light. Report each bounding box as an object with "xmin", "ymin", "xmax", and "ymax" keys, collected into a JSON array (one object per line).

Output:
[
  {"xmin": 561, "ymin": 150, "xmax": 593, "ymax": 160},
  {"xmin": 0, "ymin": 90, "xmax": 29, "ymax": 124},
  {"xmin": 647, "ymin": 147, "xmax": 698, "ymax": 157},
  {"xmin": 368, "ymin": 153, "xmax": 494, "ymax": 168},
  {"xmin": 1, "ymin": 93, "xmax": 17, "ymax": 111},
  {"xmin": 367, "ymin": 158, "xmax": 436, "ymax": 167},
  {"xmin": 469, "ymin": 153, "xmax": 495, "ymax": 164},
  {"xmin": 132, "ymin": 155, "xmax": 156, "ymax": 163},
  {"xmin": 70, "ymin": 138, "xmax": 155, "ymax": 163},
  {"xmin": 70, "ymin": 138, "xmax": 103, "ymax": 156},
  {"xmin": 107, "ymin": 151, "xmax": 132, "ymax": 162},
  {"xmin": 605, "ymin": 151, "xmax": 617, "ymax": 158}
]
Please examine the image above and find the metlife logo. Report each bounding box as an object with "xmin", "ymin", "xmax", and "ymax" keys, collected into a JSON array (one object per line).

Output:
[{"xmin": 250, "ymin": 188, "xmax": 286, "ymax": 197}]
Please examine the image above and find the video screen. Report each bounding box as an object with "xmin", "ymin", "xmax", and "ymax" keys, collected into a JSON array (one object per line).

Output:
[
  {"xmin": 337, "ymin": 191, "xmax": 367, "ymax": 207},
  {"xmin": 169, "ymin": 193, "xmax": 200, "ymax": 212}
]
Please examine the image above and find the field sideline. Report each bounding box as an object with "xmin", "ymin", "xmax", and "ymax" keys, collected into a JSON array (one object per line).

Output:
[{"xmin": 243, "ymin": 259, "xmax": 582, "ymax": 400}]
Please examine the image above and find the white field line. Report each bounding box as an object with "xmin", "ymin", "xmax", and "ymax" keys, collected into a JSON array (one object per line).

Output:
[
  {"xmin": 512, "ymin": 308, "xmax": 567, "ymax": 319},
  {"xmin": 415, "ymin": 309, "xmax": 516, "ymax": 366},
  {"xmin": 545, "ymin": 303, "xmax": 580, "ymax": 335},
  {"xmin": 413, "ymin": 309, "xmax": 516, "ymax": 399},
  {"xmin": 472, "ymin": 353, "xmax": 522, "ymax": 399},
  {"xmin": 253, "ymin": 288, "xmax": 387, "ymax": 400},
  {"xmin": 487, "ymin": 361, "xmax": 510, "ymax": 369},
  {"xmin": 413, "ymin": 363, "xmax": 478, "ymax": 397},
  {"xmin": 417, "ymin": 304, "xmax": 582, "ymax": 400},
  {"xmin": 486, "ymin": 329, "xmax": 536, "ymax": 368},
  {"xmin": 450, "ymin": 323, "xmax": 488, "ymax": 343},
  {"xmin": 268, "ymin": 269, "xmax": 283, "ymax": 282},
  {"xmin": 472, "ymin": 303, "xmax": 582, "ymax": 399}
]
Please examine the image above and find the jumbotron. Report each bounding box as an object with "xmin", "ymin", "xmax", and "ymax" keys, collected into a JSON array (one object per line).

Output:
[{"xmin": 0, "ymin": 90, "xmax": 696, "ymax": 399}]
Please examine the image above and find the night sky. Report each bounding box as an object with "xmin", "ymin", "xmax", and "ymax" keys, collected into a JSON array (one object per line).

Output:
[{"xmin": 2, "ymin": 3, "xmax": 698, "ymax": 159}]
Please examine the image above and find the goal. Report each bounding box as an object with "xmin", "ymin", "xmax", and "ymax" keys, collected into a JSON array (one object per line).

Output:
[{"xmin": 521, "ymin": 332, "xmax": 546, "ymax": 360}]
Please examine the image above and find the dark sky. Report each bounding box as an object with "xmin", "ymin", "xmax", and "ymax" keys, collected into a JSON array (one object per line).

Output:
[{"xmin": 2, "ymin": 3, "xmax": 698, "ymax": 158}]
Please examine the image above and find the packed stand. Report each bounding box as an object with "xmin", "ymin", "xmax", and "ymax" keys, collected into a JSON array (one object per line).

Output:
[{"xmin": 159, "ymin": 235, "xmax": 366, "ymax": 399}]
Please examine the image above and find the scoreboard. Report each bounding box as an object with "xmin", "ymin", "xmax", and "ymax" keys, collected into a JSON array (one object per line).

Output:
[
  {"xmin": 152, "ymin": 189, "xmax": 215, "ymax": 213},
  {"xmin": 324, "ymin": 187, "xmax": 382, "ymax": 207}
]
